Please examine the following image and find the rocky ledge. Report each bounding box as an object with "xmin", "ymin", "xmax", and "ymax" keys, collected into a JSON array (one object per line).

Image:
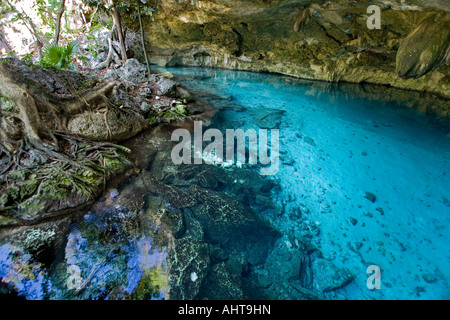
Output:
[
  {"xmin": 144, "ymin": 0, "xmax": 450, "ymax": 99},
  {"xmin": 0, "ymin": 58, "xmax": 214, "ymax": 227}
]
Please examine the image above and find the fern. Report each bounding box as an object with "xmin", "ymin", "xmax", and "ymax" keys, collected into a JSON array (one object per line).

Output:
[{"xmin": 41, "ymin": 41, "xmax": 77, "ymax": 69}]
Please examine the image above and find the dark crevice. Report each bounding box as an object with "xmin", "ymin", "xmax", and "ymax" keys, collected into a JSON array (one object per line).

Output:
[{"xmin": 232, "ymin": 28, "xmax": 244, "ymax": 57}]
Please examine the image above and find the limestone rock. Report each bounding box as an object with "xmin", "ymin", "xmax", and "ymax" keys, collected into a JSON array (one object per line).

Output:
[
  {"xmin": 188, "ymin": 185, "xmax": 280, "ymax": 265},
  {"xmin": 396, "ymin": 12, "xmax": 450, "ymax": 78},
  {"xmin": 312, "ymin": 258, "xmax": 354, "ymax": 293},
  {"xmin": 197, "ymin": 262, "xmax": 269, "ymax": 300},
  {"xmin": 168, "ymin": 238, "xmax": 210, "ymax": 300},
  {"xmin": 67, "ymin": 109, "xmax": 147, "ymax": 141},
  {"xmin": 117, "ymin": 58, "xmax": 148, "ymax": 83},
  {"xmin": 248, "ymin": 107, "xmax": 285, "ymax": 129},
  {"xmin": 145, "ymin": 0, "xmax": 450, "ymax": 98},
  {"xmin": 155, "ymin": 77, "xmax": 178, "ymax": 97},
  {"xmin": 140, "ymin": 101, "xmax": 151, "ymax": 113}
]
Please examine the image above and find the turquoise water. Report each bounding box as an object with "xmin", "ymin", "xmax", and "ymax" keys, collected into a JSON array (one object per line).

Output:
[
  {"xmin": 158, "ymin": 67, "xmax": 450, "ymax": 300},
  {"xmin": 1, "ymin": 66, "xmax": 449, "ymax": 300}
]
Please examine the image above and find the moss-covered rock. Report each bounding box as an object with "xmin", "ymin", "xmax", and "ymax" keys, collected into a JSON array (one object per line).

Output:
[
  {"xmin": 0, "ymin": 215, "xmax": 17, "ymax": 226},
  {"xmin": 0, "ymin": 148, "xmax": 131, "ymax": 224},
  {"xmin": 128, "ymin": 267, "xmax": 169, "ymax": 300},
  {"xmin": 187, "ymin": 185, "xmax": 280, "ymax": 266}
]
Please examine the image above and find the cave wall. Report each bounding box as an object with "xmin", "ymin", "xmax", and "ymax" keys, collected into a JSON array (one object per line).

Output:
[{"xmin": 143, "ymin": 0, "xmax": 450, "ymax": 98}]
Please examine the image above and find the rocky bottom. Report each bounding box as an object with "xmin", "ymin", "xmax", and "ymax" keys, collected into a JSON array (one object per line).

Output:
[
  {"xmin": 0, "ymin": 121, "xmax": 348, "ymax": 300},
  {"xmin": 1, "ymin": 66, "xmax": 449, "ymax": 300}
]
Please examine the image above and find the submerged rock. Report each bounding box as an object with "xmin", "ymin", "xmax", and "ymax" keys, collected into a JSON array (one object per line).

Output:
[
  {"xmin": 248, "ymin": 107, "xmax": 285, "ymax": 129},
  {"xmin": 364, "ymin": 191, "xmax": 377, "ymax": 203},
  {"xmin": 197, "ymin": 262, "xmax": 269, "ymax": 300},
  {"xmin": 312, "ymin": 259, "xmax": 354, "ymax": 293},
  {"xmin": 188, "ymin": 185, "xmax": 280, "ymax": 252},
  {"xmin": 168, "ymin": 238, "xmax": 210, "ymax": 300}
]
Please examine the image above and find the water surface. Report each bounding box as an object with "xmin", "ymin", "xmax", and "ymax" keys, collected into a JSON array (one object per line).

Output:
[
  {"xmin": 157, "ymin": 66, "xmax": 450, "ymax": 300},
  {"xmin": 1, "ymin": 66, "xmax": 449, "ymax": 300}
]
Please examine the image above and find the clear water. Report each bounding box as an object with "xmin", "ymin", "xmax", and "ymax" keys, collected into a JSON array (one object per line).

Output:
[
  {"xmin": 1, "ymin": 66, "xmax": 449, "ymax": 300},
  {"xmin": 0, "ymin": 203, "xmax": 169, "ymax": 300},
  {"xmin": 156, "ymin": 66, "xmax": 450, "ymax": 300}
]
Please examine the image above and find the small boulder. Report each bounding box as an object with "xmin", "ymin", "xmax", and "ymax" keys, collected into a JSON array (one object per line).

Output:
[
  {"xmin": 167, "ymin": 238, "xmax": 210, "ymax": 300},
  {"xmin": 155, "ymin": 77, "xmax": 178, "ymax": 97},
  {"xmin": 140, "ymin": 102, "xmax": 151, "ymax": 113},
  {"xmin": 118, "ymin": 58, "xmax": 148, "ymax": 83},
  {"xmin": 349, "ymin": 217, "xmax": 358, "ymax": 226},
  {"xmin": 364, "ymin": 191, "xmax": 377, "ymax": 203},
  {"xmin": 312, "ymin": 258, "xmax": 354, "ymax": 292}
]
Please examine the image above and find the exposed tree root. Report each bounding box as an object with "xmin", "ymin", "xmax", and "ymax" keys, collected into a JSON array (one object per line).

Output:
[
  {"xmin": 94, "ymin": 21, "xmax": 117, "ymax": 70},
  {"xmin": 0, "ymin": 59, "xmax": 136, "ymax": 224}
]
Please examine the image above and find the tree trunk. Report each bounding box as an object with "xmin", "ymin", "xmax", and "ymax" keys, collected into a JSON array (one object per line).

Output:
[
  {"xmin": 53, "ymin": 0, "xmax": 66, "ymax": 45},
  {"xmin": 111, "ymin": 0, "xmax": 127, "ymax": 64},
  {"xmin": 137, "ymin": 4, "xmax": 151, "ymax": 76},
  {"xmin": 94, "ymin": 21, "xmax": 116, "ymax": 70},
  {"xmin": 0, "ymin": 64, "xmax": 43, "ymax": 144},
  {"xmin": 0, "ymin": 30, "xmax": 15, "ymax": 57}
]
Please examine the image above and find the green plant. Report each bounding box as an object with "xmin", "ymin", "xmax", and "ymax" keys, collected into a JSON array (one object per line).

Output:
[
  {"xmin": 41, "ymin": 40, "xmax": 78, "ymax": 69},
  {"xmin": 20, "ymin": 52, "xmax": 34, "ymax": 66},
  {"xmin": 78, "ymin": 55, "xmax": 90, "ymax": 66},
  {"xmin": 0, "ymin": 93, "xmax": 13, "ymax": 111},
  {"xmin": 86, "ymin": 41, "xmax": 98, "ymax": 59},
  {"xmin": 117, "ymin": 114, "xmax": 127, "ymax": 125},
  {"xmin": 149, "ymin": 116, "xmax": 158, "ymax": 125},
  {"xmin": 1, "ymin": 50, "xmax": 16, "ymax": 59},
  {"xmin": 160, "ymin": 105, "xmax": 190, "ymax": 123}
]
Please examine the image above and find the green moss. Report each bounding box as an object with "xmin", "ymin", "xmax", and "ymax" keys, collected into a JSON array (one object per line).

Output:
[
  {"xmin": 7, "ymin": 170, "xmax": 28, "ymax": 180},
  {"xmin": 19, "ymin": 179, "xmax": 40, "ymax": 200},
  {"xmin": 6, "ymin": 184, "xmax": 20, "ymax": 201},
  {"xmin": 103, "ymin": 157, "xmax": 126, "ymax": 172},
  {"xmin": 129, "ymin": 267, "xmax": 169, "ymax": 300},
  {"xmin": 161, "ymin": 71, "xmax": 174, "ymax": 79},
  {"xmin": 0, "ymin": 193, "xmax": 8, "ymax": 207},
  {"xmin": 0, "ymin": 215, "xmax": 17, "ymax": 226},
  {"xmin": 180, "ymin": 94, "xmax": 193, "ymax": 101}
]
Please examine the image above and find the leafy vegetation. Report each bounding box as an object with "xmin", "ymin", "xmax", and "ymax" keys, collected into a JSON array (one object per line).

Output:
[
  {"xmin": 1, "ymin": 0, "xmax": 156, "ymax": 71},
  {"xmin": 41, "ymin": 40, "xmax": 77, "ymax": 69},
  {"xmin": 20, "ymin": 52, "xmax": 34, "ymax": 66},
  {"xmin": 0, "ymin": 93, "xmax": 14, "ymax": 111}
]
